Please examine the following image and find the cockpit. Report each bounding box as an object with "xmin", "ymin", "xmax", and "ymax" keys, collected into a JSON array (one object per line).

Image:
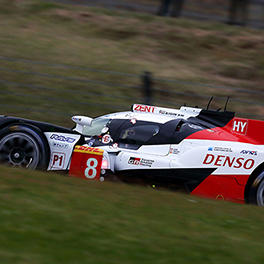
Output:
[{"xmin": 82, "ymin": 117, "xmax": 111, "ymax": 137}]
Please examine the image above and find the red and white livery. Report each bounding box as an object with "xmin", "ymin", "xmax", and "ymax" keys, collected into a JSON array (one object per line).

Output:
[
  {"xmin": 69, "ymin": 104, "xmax": 264, "ymax": 206},
  {"xmin": 1, "ymin": 103, "xmax": 264, "ymax": 205}
]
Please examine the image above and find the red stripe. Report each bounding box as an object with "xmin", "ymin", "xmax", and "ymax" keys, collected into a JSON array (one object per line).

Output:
[
  {"xmin": 191, "ymin": 174, "xmax": 250, "ymax": 203},
  {"xmin": 187, "ymin": 117, "xmax": 264, "ymax": 144}
]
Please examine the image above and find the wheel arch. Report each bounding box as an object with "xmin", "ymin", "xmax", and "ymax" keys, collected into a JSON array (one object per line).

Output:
[{"xmin": 244, "ymin": 162, "xmax": 264, "ymax": 203}]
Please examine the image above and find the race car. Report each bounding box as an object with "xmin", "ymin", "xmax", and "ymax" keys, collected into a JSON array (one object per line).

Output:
[{"xmin": 0, "ymin": 103, "xmax": 264, "ymax": 206}]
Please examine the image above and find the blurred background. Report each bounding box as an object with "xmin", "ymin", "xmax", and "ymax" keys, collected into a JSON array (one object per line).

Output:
[{"xmin": 0, "ymin": 0, "xmax": 263, "ymax": 127}]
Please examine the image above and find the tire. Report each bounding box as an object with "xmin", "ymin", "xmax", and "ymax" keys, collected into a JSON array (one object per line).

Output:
[
  {"xmin": 248, "ymin": 171, "xmax": 264, "ymax": 206},
  {"xmin": 0, "ymin": 125, "xmax": 49, "ymax": 170}
]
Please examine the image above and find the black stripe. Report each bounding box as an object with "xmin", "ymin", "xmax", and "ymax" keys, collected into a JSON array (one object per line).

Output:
[{"xmin": 116, "ymin": 168, "xmax": 216, "ymax": 192}]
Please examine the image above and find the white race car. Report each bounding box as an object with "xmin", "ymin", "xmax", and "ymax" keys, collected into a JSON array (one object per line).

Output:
[{"xmin": 1, "ymin": 104, "xmax": 264, "ymax": 205}]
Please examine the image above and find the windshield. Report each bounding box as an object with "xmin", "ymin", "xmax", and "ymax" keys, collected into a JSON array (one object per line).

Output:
[{"xmin": 82, "ymin": 118, "xmax": 110, "ymax": 136}]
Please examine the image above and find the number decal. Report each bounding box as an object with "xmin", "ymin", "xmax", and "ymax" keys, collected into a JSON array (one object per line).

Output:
[
  {"xmin": 84, "ymin": 158, "xmax": 98, "ymax": 179},
  {"xmin": 51, "ymin": 153, "xmax": 65, "ymax": 169},
  {"xmin": 69, "ymin": 146, "xmax": 104, "ymax": 180}
]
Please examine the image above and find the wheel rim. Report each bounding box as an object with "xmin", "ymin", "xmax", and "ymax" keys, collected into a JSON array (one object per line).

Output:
[
  {"xmin": 0, "ymin": 132, "xmax": 40, "ymax": 169},
  {"xmin": 256, "ymin": 181, "xmax": 264, "ymax": 206}
]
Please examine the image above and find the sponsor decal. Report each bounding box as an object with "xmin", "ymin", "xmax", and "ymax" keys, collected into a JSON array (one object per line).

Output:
[
  {"xmin": 134, "ymin": 104, "xmax": 155, "ymax": 113},
  {"xmin": 52, "ymin": 142, "xmax": 69, "ymax": 149},
  {"xmin": 240, "ymin": 150, "xmax": 257, "ymax": 156},
  {"xmin": 203, "ymin": 154, "xmax": 255, "ymax": 170},
  {"xmin": 232, "ymin": 119, "xmax": 248, "ymax": 135},
  {"xmin": 102, "ymin": 134, "xmax": 112, "ymax": 144},
  {"xmin": 132, "ymin": 104, "xmax": 185, "ymax": 117},
  {"xmin": 128, "ymin": 157, "xmax": 154, "ymax": 167},
  {"xmin": 169, "ymin": 148, "xmax": 180, "ymax": 154},
  {"xmin": 158, "ymin": 110, "xmax": 183, "ymax": 117},
  {"xmin": 208, "ymin": 147, "xmax": 232, "ymax": 152},
  {"xmin": 128, "ymin": 157, "xmax": 141, "ymax": 165},
  {"xmin": 74, "ymin": 146, "xmax": 104, "ymax": 156},
  {"xmin": 50, "ymin": 134, "xmax": 76, "ymax": 143},
  {"xmin": 51, "ymin": 152, "xmax": 66, "ymax": 169}
]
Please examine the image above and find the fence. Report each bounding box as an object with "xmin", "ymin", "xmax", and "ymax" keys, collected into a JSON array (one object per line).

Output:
[{"xmin": 0, "ymin": 55, "xmax": 263, "ymax": 126}]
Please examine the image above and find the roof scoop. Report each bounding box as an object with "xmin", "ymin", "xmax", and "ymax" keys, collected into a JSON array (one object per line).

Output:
[{"xmin": 72, "ymin": 116, "xmax": 93, "ymax": 133}]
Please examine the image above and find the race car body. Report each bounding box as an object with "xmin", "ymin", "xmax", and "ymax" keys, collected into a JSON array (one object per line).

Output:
[{"xmin": 1, "ymin": 104, "xmax": 264, "ymax": 205}]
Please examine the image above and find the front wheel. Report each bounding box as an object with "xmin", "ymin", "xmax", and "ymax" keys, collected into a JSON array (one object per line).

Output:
[{"xmin": 0, "ymin": 126, "xmax": 49, "ymax": 170}]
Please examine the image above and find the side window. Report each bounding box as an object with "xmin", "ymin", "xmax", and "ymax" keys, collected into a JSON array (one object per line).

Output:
[{"xmin": 119, "ymin": 124, "xmax": 159, "ymax": 145}]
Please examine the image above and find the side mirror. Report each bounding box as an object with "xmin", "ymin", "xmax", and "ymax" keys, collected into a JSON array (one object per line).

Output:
[{"xmin": 72, "ymin": 115, "xmax": 93, "ymax": 133}]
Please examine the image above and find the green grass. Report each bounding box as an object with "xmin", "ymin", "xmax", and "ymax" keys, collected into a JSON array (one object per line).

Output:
[
  {"xmin": 0, "ymin": 0, "xmax": 263, "ymax": 125},
  {"xmin": 0, "ymin": 165, "xmax": 264, "ymax": 264}
]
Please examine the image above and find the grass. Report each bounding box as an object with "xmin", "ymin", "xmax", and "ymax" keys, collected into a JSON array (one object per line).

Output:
[
  {"xmin": 0, "ymin": 0, "xmax": 263, "ymax": 125},
  {"xmin": 0, "ymin": 165, "xmax": 264, "ymax": 264}
]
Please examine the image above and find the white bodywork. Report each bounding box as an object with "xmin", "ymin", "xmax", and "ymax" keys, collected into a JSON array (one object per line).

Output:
[
  {"xmin": 44, "ymin": 104, "xmax": 263, "ymax": 179},
  {"xmin": 96, "ymin": 140, "xmax": 263, "ymax": 177},
  {"xmin": 44, "ymin": 132, "xmax": 81, "ymax": 170}
]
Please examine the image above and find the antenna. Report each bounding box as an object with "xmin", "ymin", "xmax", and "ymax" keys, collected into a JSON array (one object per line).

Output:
[
  {"xmin": 206, "ymin": 96, "xmax": 214, "ymax": 110},
  {"xmin": 224, "ymin": 96, "xmax": 230, "ymax": 112}
]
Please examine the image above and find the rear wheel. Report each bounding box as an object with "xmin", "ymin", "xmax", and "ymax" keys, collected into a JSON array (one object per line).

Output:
[
  {"xmin": 248, "ymin": 171, "xmax": 264, "ymax": 206},
  {"xmin": 256, "ymin": 178, "xmax": 264, "ymax": 206}
]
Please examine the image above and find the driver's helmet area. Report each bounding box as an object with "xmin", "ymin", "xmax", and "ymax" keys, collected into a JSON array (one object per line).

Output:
[
  {"xmin": 84, "ymin": 117, "xmax": 161, "ymax": 149},
  {"xmin": 119, "ymin": 124, "xmax": 160, "ymax": 145},
  {"xmin": 84, "ymin": 116, "xmax": 196, "ymax": 148}
]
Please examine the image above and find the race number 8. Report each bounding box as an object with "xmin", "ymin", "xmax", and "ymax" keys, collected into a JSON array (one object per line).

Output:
[{"xmin": 84, "ymin": 158, "xmax": 98, "ymax": 179}]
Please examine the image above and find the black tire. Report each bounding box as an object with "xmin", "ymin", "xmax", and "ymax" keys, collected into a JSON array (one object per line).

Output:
[
  {"xmin": 248, "ymin": 171, "xmax": 264, "ymax": 206},
  {"xmin": 0, "ymin": 125, "xmax": 49, "ymax": 170}
]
